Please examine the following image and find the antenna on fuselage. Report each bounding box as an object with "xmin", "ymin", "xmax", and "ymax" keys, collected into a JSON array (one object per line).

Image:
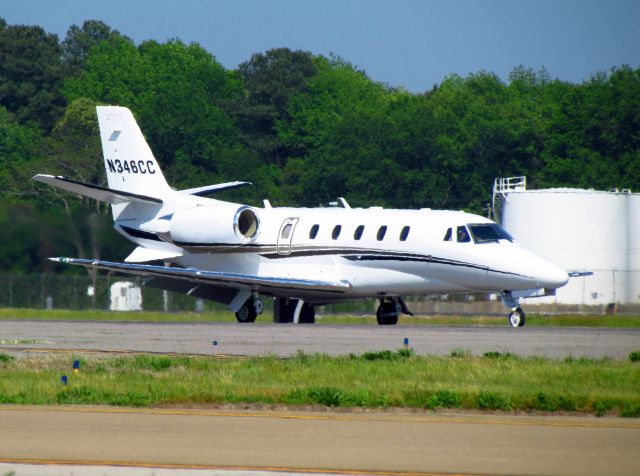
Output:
[{"xmin": 338, "ymin": 197, "xmax": 351, "ymax": 209}]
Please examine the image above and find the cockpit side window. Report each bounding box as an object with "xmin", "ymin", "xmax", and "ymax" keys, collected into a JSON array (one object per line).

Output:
[
  {"xmin": 468, "ymin": 223, "xmax": 514, "ymax": 243},
  {"xmin": 443, "ymin": 228, "xmax": 452, "ymax": 241},
  {"xmin": 456, "ymin": 226, "xmax": 471, "ymax": 243}
]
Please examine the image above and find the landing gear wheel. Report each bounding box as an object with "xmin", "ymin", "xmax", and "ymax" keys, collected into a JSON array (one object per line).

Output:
[
  {"xmin": 508, "ymin": 307, "xmax": 526, "ymax": 327},
  {"xmin": 253, "ymin": 297, "xmax": 263, "ymax": 315},
  {"xmin": 298, "ymin": 303, "xmax": 316, "ymax": 324},
  {"xmin": 235, "ymin": 299, "xmax": 258, "ymax": 323},
  {"xmin": 376, "ymin": 300, "xmax": 399, "ymax": 325}
]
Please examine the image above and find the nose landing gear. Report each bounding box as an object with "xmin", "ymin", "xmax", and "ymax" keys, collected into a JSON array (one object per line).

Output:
[
  {"xmin": 508, "ymin": 307, "xmax": 526, "ymax": 327},
  {"xmin": 501, "ymin": 291, "xmax": 527, "ymax": 328}
]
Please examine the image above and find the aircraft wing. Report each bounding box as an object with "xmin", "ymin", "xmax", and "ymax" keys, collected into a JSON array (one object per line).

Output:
[
  {"xmin": 49, "ymin": 257, "xmax": 352, "ymax": 294},
  {"xmin": 33, "ymin": 175, "xmax": 163, "ymax": 205}
]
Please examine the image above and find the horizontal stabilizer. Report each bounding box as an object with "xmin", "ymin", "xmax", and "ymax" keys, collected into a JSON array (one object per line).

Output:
[
  {"xmin": 33, "ymin": 175, "xmax": 163, "ymax": 205},
  {"xmin": 178, "ymin": 181, "xmax": 251, "ymax": 197},
  {"xmin": 125, "ymin": 247, "xmax": 182, "ymax": 263},
  {"xmin": 49, "ymin": 257, "xmax": 352, "ymax": 294}
]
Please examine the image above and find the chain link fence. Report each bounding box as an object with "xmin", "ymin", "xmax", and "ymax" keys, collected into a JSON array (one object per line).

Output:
[{"xmin": 0, "ymin": 274, "xmax": 225, "ymax": 312}]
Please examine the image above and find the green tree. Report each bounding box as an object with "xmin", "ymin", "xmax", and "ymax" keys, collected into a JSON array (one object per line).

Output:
[
  {"xmin": 279, "ymin": 56, "xmax": 397, "ymax": 206},
  {"xmin": 0, "ymin": 106, "xmax": 42, "ymax": 197},
  {"xmin": 234, "ymin": 48, "xmax": 317, "ymax": 167},
  {"xmin": 62, "ymin": 20, "xmax": 127, "ymax": 75},
  {"xmin": 0, "ymin": 22, "xmax": 66, "ymax": 131}
]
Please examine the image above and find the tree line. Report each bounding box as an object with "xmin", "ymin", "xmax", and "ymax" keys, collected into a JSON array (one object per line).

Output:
[{"xmin": 1, "ymin": 18, "xmax": 639, "ymax": 274}]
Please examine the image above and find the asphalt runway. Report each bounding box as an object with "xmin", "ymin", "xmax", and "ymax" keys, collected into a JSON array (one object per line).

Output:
[
  {"xmin": 0, "ymin": 406, "xmax": 639, "ymax": 476},
  {"xmin": 1, "ymin": 320, "xmax": 640, "ymax": 358}
]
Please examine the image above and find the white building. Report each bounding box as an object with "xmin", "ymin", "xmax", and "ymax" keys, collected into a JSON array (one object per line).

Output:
[{"xmin": 494, "ymin": 177, "xmax": 640, "ymax": 305}]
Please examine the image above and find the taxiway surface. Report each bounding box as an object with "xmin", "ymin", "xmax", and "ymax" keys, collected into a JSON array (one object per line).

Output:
[
  {"xmin": 1, "ymin": 320, "xmax": 639, "ymax": 358},
  {"xmin": 1, "ymin": 406, "xmax": 639, "ymax": 476}
]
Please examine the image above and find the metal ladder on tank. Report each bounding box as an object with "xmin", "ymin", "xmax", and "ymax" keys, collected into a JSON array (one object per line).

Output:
[{"xmin": 492, "ymin": 176, "xmax": 526, "ymax": 224}]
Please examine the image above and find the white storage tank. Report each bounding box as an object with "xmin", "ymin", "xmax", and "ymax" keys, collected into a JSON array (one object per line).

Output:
[
  {"xmin": 629, "ymin": 193, "xmax": 640, "ymax": 303},
  {"xmin": 500, "ymin": 188, "xmax": 638, "ymax": 305}
]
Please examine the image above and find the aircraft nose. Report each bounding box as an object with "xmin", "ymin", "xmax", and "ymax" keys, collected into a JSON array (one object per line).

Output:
[{"xmin": 537, "ymin": 261, "xmax": 569, "ymax": 289}]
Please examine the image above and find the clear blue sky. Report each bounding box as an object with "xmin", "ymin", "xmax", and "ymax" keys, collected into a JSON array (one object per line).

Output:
[{"xmin": 2, "ymin": 0, "xmax": 638, "ymax": 92}]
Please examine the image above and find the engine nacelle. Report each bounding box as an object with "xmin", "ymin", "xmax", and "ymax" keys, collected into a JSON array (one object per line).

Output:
[{"xmin": 169, "ymin": 205, "xmax": 260, "ymax": 246}]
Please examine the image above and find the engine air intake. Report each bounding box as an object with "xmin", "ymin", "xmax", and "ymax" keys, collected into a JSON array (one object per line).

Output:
[{"xmin": 235, "ymin": 207, "xmax": 259, "ymax": 240}]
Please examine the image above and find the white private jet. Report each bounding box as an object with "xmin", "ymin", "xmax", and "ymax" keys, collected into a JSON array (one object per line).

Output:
[{"xmin": 34, "ymin": 106, "xmax": 571, "ymax": 327}]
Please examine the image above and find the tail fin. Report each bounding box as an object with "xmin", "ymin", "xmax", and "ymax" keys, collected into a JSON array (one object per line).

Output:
[{"xmin": 97, "ymin": 106, "xmax": 172, "ymax": 198}]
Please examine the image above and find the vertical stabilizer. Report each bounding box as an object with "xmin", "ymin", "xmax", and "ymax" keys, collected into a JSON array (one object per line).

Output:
[{"xmin": 97, "ymin": 106, "xmax": 172, "ymax": 198}]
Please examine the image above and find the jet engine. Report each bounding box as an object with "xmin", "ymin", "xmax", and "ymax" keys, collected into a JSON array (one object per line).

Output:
[{"xmin": 169, "ymin": 205, "xmax": 260, "ymax": 246}]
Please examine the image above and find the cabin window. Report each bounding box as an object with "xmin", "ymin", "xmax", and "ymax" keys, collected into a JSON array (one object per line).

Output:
[
  {"xmin": 456, "ymin": 226, "xmax": 471, "ymax": 243},
  {"xmin": 281, "ymin": 224, "xmax": 292, "ymax": 240},
  {"xmin": 309, "ymin": 224, "xmax": 319, "ymax": 239},
  {"xmin": 399, "ymin": 226, "xmax": 410, "ymax": 241},
  {"xmin": 443, "ymin": 228, "xmax": 452, "ymax": 241},
  {"xmin": 377, "ymin": 225, "xmax": 387, "ymax": 241},
  {"xmin": 332, "ymin": 225, "xmax": 342, "ymax": 240},
  {"xmin": 354, "ymin": 225, "xmax": 365, "ymax": 240}
]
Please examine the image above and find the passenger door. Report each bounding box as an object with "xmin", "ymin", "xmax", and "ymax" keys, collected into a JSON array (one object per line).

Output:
[{"xmin": 277, "ymin": 217, "xmax": 299, "ymax": 256}]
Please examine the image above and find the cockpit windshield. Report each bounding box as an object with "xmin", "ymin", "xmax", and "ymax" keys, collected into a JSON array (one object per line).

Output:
[{"xmin": 468, "ymin": 223, "xmax": 514, "ymax": 243}]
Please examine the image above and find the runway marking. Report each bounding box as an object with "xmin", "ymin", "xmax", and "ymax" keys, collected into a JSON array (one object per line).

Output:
[
  {"xmin": 2, "ymin": 405, "xmax": 638, "ymax": 430},
  {"xmin": 0, "ymin": 458, "xmax": 476, "ymax": 476}
]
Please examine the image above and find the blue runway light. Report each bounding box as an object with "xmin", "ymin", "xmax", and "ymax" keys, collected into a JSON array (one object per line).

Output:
[
  {"xmin": 403, "ymin": 337, "xmax": 409, "ymax": 348},
  {"xmin": 61, "ymin": 375, "xmax": 68, "ymax": 385},
  {"xmin": 73, "ymin": 359, "xmax": 80, "ymax": 369}
]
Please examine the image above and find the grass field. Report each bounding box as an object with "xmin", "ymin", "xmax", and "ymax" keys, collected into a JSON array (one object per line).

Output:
[
  {"xmin": 1, "ymin": 350, "xmax": 639, "ymax": 417},
  {"xmin": 1, "ymin": 307, "xmax": 640, "ymax": 327}
]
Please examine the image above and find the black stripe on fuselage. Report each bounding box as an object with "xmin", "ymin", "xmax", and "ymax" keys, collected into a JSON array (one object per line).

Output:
[
  {"xmin": 342, "ymin": 254, "xmax": 526, "ymax": 277},
  {"xmin": 127, "ymin": 238, "xmax": 529, "ymax": 280},
  {"xmin": 261, "ymin": 247, "xmax": 529, "ymax": 279}
]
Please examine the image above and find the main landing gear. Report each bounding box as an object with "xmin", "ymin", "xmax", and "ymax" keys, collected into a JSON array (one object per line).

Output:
[
  {"xmin": 235, "ymin": 296, "xmax": 316, "ymax": 324},
  {"xmin": 508, "ymin": 307, "xmax": 526, "ymax": 327},
  {"xmin": 376, "ymin": 297, "xmax": 413, "ymax": 325},
  {"xmin": 235, "ymin": 294, "xmax": 410, "ymax": 325},
  {"xmin": 235, "ymin": 296, "xmax": 263, "ymax": 323},
  {"xmin": 274, "ymin": 298, "xmax": 315, "ymax": 324},
  {"xmin": 376, "ymin": 299, "xmax": 399, "ymax": 325}
]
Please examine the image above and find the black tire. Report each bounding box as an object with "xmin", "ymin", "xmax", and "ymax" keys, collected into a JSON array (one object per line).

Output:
[
  {"xmin": 235, "ymin": 301, "xmax": 257, "ymax": 323},
  {"xmin": 376, "ymin": 301, "xmax": 399, "ymax": 325},
  {"xmin": 273, "ymin": 298, "xmax": 294, "ymax": 323},
  {"xmin": 508, "ymin": 307, "xmax": 526, "ymax": 327},
  {"xmin": 298, "ymin": 303, "xmax": 316, "ymax": 324}
]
